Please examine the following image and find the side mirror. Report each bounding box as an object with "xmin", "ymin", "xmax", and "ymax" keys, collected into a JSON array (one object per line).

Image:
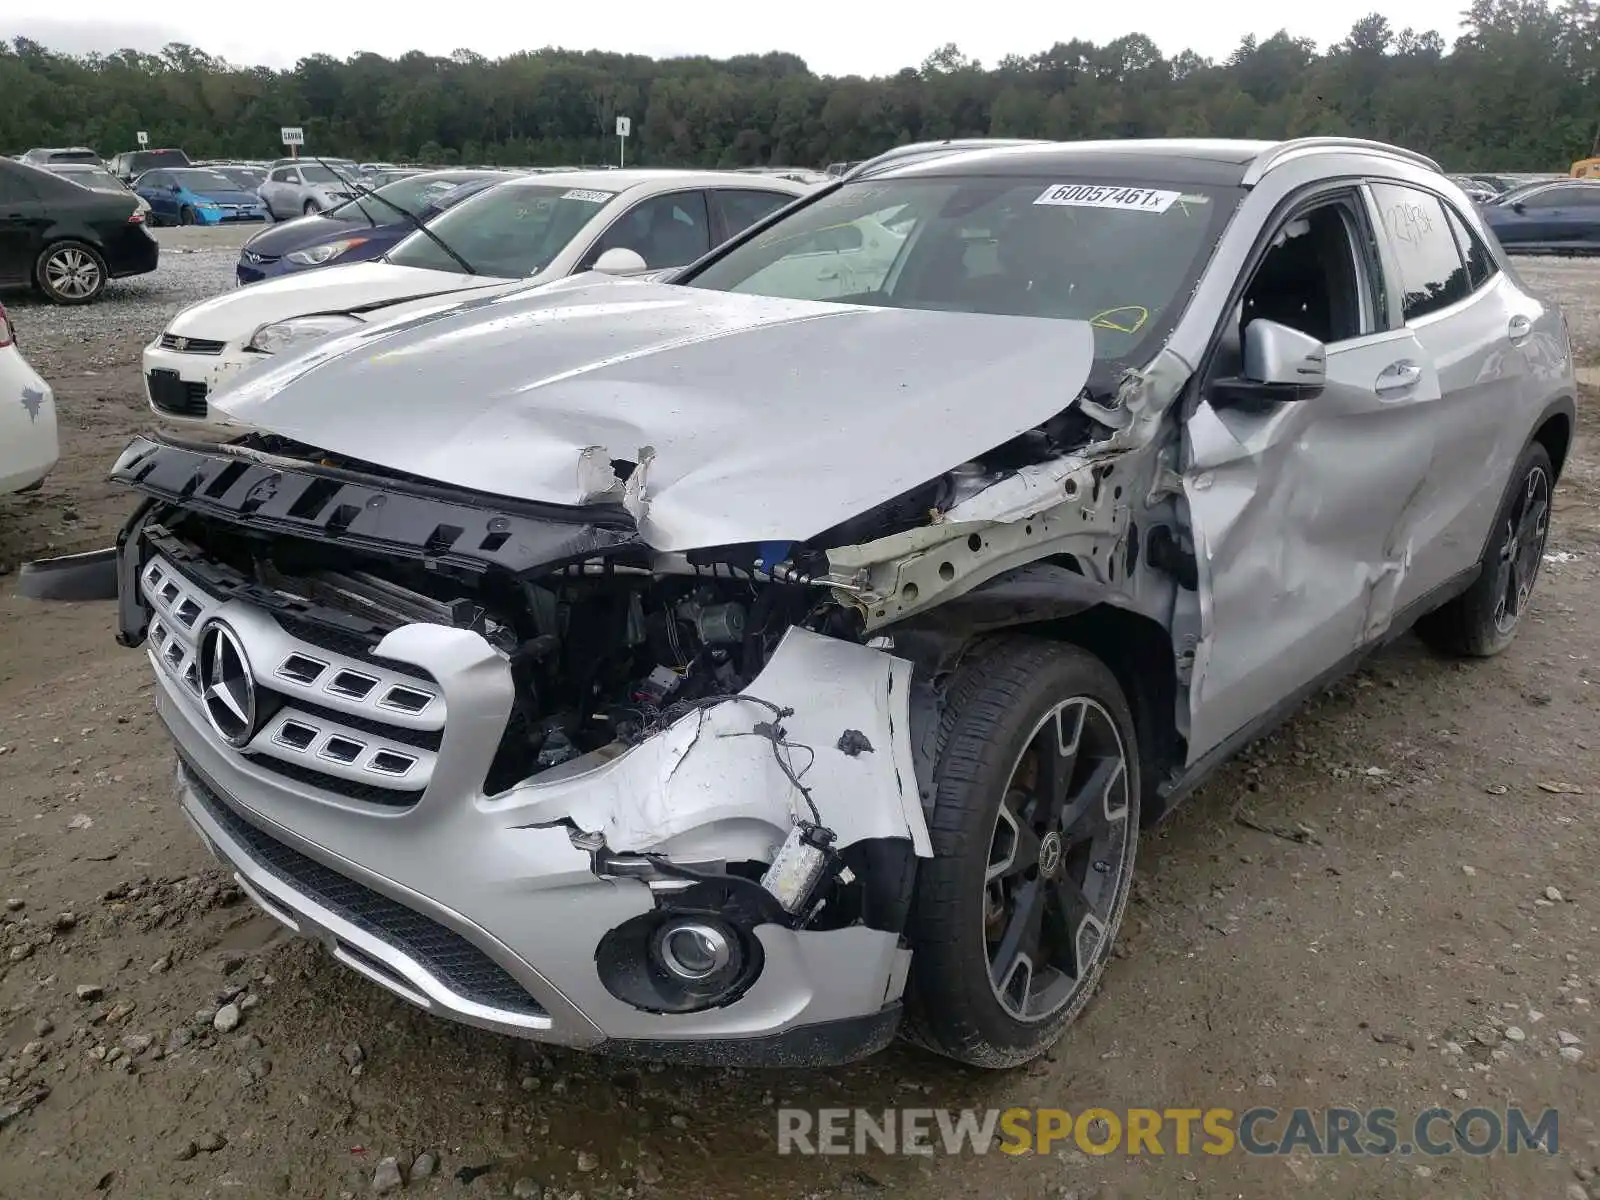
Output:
[
  {"xmin": 1512, "ymin": 201, "xmax": 1526, "ymax": 214},
  {"xmin": 1211, "ymin": 319, "xmax": 1326, "ymax": 407},
  {"xmin": 169, "ymin": 184, "xmax": 182, "ymax": 194},
  {"xmin": 592, "ymin": 247, "xmax": 648, "ymax": 275}
]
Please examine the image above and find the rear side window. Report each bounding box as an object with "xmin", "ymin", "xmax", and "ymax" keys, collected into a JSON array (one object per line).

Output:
[
  {"xmin": 1370, "ymin": 183, "xmax": 1469, "ymax": 320},
  {"xmin": 1443, "ymin": 205, "xmax": 1497, "ymax": 292},
  {"xmin": 714, "ymin": 189, "xmax": 794, "ymax": 237},
  {"xmin": 0, "ymin": 165, "xmax": 40, "ymax": 204}
]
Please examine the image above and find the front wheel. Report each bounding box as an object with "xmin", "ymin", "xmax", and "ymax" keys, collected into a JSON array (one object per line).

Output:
[
  {"xmin": 302, "ymin": 200, "xmax": 320, "ymax": 216},
  {"xmin": 1414, "ymin": 441, "xmax": 1553, "ymax": 657},
  {"xmin": 903, "ymin": 638, "xmax": 1140, "ymax": 1068},
  {"xmin": 179, "ymin": 206, "xmax": 197, "ymax": 226},
  {"xmin": 35, "ymin": 240, "xmax": 107, "ymax": 305}
]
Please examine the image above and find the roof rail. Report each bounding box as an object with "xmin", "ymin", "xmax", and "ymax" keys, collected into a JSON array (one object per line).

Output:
[{"xmin": 1242, "ymin": 137, "xmax": 1442, "ymax": 186}]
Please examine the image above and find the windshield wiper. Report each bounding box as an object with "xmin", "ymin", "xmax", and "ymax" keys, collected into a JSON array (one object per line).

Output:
[{"xmin": 325, "ymin": 163, "xmax": 479, "ymax": 276}]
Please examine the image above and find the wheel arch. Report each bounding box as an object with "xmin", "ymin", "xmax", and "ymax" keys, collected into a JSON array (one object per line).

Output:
[
  {"xmin": 1531, "ymin": 398, "xmax": 1575, "ymax": 482},
  {"xmin": 1021, "ymin": 604, "xmax": 1186, "ymax": 825},
  {"xmin": 895, "ymin": 595, "xmax": 1186, "ymax": 827}
]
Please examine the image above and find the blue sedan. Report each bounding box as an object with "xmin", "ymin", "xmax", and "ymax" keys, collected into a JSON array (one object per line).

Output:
[
  {"xmin": 1479, "ymin": 179, "xmax": 1600, "ymax": 254},
  {"xmin": 235, "ymin": 169, "xmax": 517, "ymax": 284},
  {"xmin": 134, "ymin": 167, "xmax": 269, "ymax": 227}
]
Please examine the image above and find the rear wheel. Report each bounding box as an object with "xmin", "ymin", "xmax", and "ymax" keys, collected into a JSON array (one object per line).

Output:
[
  {"xmin": 903, "ymin": 639, "xmax": 1140, "ymax": 1068},
  {"xmin": 1414, "ymin": 442, "xmax": 1553, "ymax": 657},
  {"xmin": 35, "ymin": 241, "xmax": 107, "ymax": 305}
]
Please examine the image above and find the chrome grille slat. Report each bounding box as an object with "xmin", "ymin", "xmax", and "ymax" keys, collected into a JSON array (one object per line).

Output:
[{"xmin": 140, "ymin": 556, "xmax": 440, "ymax": 803}]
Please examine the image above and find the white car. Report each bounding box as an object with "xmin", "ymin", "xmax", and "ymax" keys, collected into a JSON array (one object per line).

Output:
[
  {"xmin": 0, "ymin": 302, "xmax": 59, "ymax": 496},
  {"xmin": 143, "ymin": 170, "xmax": 814, "ymax": 428}
]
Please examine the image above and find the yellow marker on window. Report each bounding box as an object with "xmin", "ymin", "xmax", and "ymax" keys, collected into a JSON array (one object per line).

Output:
[{"xmin": 1090, "ymin": 306, "xmax": 1149, "ymax": 334}]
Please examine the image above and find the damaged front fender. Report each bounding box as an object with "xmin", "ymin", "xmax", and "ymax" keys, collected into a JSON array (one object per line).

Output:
[{"xmin": 495, "ymin": 626, "xmax": 933, "ymax": 863}]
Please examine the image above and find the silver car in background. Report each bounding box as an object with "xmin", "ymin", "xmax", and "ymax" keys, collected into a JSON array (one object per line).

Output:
[
  {"xmin": 111, "ymin": 137, "xmax": 1573, "ymax": 1069},
  {"xmin": 257, "ymin": 163, "xmax": 362, "ymax": 218}
]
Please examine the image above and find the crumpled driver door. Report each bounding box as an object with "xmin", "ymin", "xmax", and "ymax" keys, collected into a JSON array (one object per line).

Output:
[{"xmin": 1181, "ymin": 328, "xmax": 1442, "ymax": 761}]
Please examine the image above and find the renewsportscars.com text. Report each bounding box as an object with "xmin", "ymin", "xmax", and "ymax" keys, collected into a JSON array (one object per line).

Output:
[{"xmin": 776, "ymin": 1106, "xmax": 1560, "ymax": 1158}]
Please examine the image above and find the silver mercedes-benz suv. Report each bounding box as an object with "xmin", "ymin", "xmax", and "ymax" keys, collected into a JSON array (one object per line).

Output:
[{"xmin": 111, "ymin": 137, "xmax": 1575, "ymax": 1068}]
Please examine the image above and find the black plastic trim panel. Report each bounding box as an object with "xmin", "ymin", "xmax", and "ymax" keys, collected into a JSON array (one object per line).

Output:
[
  {"xmin": 111, "ymin": 435, "xmax": 642, "ymax": 576},
  {"xmin": 600, "ymin": 1003, "xmax": 903, "ymax": 1067}
]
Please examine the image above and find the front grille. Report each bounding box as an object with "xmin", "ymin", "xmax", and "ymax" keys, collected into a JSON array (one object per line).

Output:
[
  {"xmin": 158, "ymin": 333, "xmax": 226, "ymax": 354},
  {"xmin": 142, "ymin": 557, "xmax": 442, "ymax": 808},
  {"xmin": 184, "ymin": 765, "xmax": 546, "ymax": 1017},
  {"xmin": 272, "ymin": 612, "xmax": 434, "ymax": 682},
  {"xmin": 147, "ymin": 369, "xmax": 208, "ymax": 417}
]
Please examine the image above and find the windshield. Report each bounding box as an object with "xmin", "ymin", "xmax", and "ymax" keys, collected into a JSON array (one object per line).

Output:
[
  {"xmin": 171, "ymin": 169, "xmax": 246, "ymax": 192},
  {"xmin": 386, "ymin": 184, "xmax": 616, "ymax": 276},
  {"xmin": 47, "ymin": 150, "xmax": 100, "ymax": 164},
  {"xmin": 216, "ymin": 167, "xmax": 263, "ymax": 189},
  {"xmin": 685, "ymin": 176, "xmax": 1235, "ymax": 366},
  {"xmin": 132, "ymin": 151, "xmax": 189, "ymax": 171},
  {"xmin": 50, "ymin": 165, "xmax": 123, "ymax": 191},
  {"xmin": 331, "ymin": 175, "xmax": 492, "ymax": 223}
]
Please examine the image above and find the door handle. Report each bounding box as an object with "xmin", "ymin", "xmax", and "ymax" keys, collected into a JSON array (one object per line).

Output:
[
  {"xmin": 1374, "ymin": 360, "xmax": 1423, "ymax": 396},
  {"xmin": 1507, "ymin": 314, "xmax": 1534, "ymax": 345}
]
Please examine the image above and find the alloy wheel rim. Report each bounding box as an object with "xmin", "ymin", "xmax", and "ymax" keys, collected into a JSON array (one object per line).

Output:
[
  {"xmin": 46, "ymin": 249, "xmax": 100, "ymax": 298},
  {"xmin": 1493, "ymin": 464, "xmax": 1551, "ymax": 634},
  {"xmin": 983, "ymin": 696, "xmax": 1132, "ymax": 1023}
]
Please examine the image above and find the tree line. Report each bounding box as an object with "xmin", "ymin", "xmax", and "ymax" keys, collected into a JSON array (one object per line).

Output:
[{"xmin": 3, "ymin": 0, "xmax": 1596, "ymax": 172}]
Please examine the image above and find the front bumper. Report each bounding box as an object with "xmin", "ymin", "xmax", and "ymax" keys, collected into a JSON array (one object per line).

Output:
[
  {"xmin": 197, "ymin": 207, "xmax": 269, "ymax": 226},
  {"xmin": 124, "ymin": 516, "xmax": 929, "ymax": 1064},
  {"xmin": 141, "ymin": 340, "xmax": 260, "ymax": 425}
]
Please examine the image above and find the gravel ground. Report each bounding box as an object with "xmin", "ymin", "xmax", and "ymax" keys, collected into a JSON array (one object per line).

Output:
[{"xmin": 0, "ymin": 243, "xmax": 1598, "ymax": 1200}]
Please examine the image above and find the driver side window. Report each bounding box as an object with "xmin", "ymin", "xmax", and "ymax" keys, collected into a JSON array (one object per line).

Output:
[
  {"xmin": 1237, "ymin": 197, "xmax": 1381, "ymax": 349},
  {"xmin": 587, "ymin": 191, "xmax": 711, "ymax": 269}
]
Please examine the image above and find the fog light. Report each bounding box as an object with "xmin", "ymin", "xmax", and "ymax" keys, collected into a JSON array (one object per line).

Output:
[
  {"xmin": 655, "ymin": 920, "xmax": 732, "ymax": 981},
  {"xmin": 596, "ymin": 911, "xmax": 761, "ymax": 1014}
]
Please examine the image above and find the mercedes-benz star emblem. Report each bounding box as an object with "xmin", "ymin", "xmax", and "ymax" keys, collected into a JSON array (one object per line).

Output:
[
  {"xmin": 1037, "ymin": 831, "xmax": 1064, "ymax": 879},
  {"xmin": 198, "ymin": 622, "xmax": 258, "ymax": 747},
  {"xmin": 172, "ymin": 336, "xmax": 189, "ymax": 351}
]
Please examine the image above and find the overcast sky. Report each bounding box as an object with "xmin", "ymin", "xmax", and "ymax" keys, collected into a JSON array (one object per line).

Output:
[{"xmin": 6, "ymin": 1, "xmax": 1473, "ymax": 77}]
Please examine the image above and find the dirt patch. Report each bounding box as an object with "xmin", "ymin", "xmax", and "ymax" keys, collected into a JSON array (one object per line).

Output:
[{"xmin": 1, "ymin": 259, "xmax": 1598, "ymax": 1200}]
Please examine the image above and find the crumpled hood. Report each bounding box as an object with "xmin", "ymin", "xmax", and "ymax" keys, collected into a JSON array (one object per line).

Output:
[
  {"xmin": 166, "ymin": 261, "xmax": 507, "ymax": 341},
  {"xmin": 212, "ymin": 275, "xmax": 1097, "ymax": 552}
]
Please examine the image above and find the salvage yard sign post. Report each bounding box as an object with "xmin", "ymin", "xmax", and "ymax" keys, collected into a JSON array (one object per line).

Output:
[
  {"xmin": 281, "ymin": 126, "xmax": 305, "ymax": 159},
  {"xmin": 136, "ymin": 131, "xmax": 148, "ymax": 147},
  {"xmin": 617, "ymin": 116, "xmax": 631, "ymax": 168}
]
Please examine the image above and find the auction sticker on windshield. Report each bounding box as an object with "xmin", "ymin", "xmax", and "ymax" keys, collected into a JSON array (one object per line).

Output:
[
  {"xmin": 562, "ymin": 189, "xmax": 616, "ymax": 204},
  {"xmin": 1034, "ymin": 184, "xmax": 1181, "ymax": 213}
]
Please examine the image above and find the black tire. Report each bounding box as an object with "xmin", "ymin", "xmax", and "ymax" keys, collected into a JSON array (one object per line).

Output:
[
  {"xmin": 1414, "ymin": 441, "xmax": 1554, "ymax": 658},
  {"xmin": 179, "ymin": 206, "xmax": 197, "ymax": 226},
  {"xmin": 302, "ymin": 200, "xmax": 319, "ymax": 216},
  {"xmin": 903, "ymin": 638, "xmax": 1140, "ymax": 1068},
  {"xmin": 34, "ymin": 240, "xmax": 108, "ymax": 305}
]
